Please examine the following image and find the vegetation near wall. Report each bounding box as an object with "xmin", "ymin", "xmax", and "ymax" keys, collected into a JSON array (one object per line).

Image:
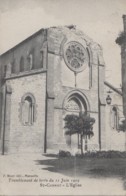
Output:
[{"xmin": 64, "ymin": 112, "xmax": 95, "ymax": 154}]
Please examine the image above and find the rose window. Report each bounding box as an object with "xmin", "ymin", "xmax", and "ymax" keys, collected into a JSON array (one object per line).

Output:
[{"xmin": 64, "ymin": 41, "xmax": 88, "ymax": 72}]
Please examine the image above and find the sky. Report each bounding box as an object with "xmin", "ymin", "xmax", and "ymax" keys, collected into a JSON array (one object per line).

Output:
[{"xmin": 0, "ymin": 0, "xmax": 126, "ymax": 87}]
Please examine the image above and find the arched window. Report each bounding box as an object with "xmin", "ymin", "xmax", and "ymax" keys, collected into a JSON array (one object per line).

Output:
[
  {"xmin": 20, "ymin": 57, "xmax": 24, "ymax": 72},
  {"xmin": 21, "ymin": 94, "xmax": 35, "ymax": 125},
  {"xmin": 111, "ymin": 106, "xmax": 118, "ymax": 129},
  {"xmin": 40, "ymin": 51, "xmax": 44, "ymax": 68},
  {"xmin": 3, "ymin": 65, "xmax": 7, "ymax": 77},
  {"xmin": 11, "ymin": 59, "xmax": 15, "ymax": 73},
  {"xmin": 27, "ymin": 53, "xmax": 34, "ymax": 70}
]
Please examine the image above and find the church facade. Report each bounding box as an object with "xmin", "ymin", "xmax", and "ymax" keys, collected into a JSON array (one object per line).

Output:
[{"xmin": 0, "ymin": 26, "xmax": 125, "ymax": 154}]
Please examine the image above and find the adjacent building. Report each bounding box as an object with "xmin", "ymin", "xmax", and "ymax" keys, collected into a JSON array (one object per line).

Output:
[{"xmin": 116, "ymin": 15, "xmax": 126, "ymax": 120}]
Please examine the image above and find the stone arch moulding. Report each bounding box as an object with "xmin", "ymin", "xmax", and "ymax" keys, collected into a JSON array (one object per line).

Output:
[
  {"xmin": 86, "ymin": 46, "xmax": 93, "ymax": 89},
  {"xmin": 21, "ymin": 92, "xmax": 36, "ymax": 104},
  {"xmin": 62, "ymin": 90, "xmax": 90, "ymax": 113},
  {"xmin": 86, "ymin": 45, "xmax": 93, "ymax": 66},
  {"xmin": 60, "ymin": 36, "xmax": 67, "ymax": 57}
]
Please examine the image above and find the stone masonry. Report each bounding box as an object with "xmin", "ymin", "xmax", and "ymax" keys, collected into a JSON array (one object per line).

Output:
[{"xmin": 0, "ymin": 26, "xmax": 107, "ymax": 154}]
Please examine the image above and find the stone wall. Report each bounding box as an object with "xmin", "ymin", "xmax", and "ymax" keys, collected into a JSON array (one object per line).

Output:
[
  {"xmin": 0, "ymin": 29, "xmax": 46, "ymax": 79},
  {"xmin": 3, "ymin": 72, "xmax": 46, "ymax": 154},
  {"xmin": 46, "ymin": 27, "xmax": 105, "ymax": 153},
  {"xmin": 0, "ymin": 26, "xmax": 107, "ymax": 154},
  {"xmin": 105, "ymin": 85, "xmax": 125, "ymax": 151}
]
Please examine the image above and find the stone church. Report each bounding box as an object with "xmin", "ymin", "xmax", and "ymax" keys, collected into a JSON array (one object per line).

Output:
[{"xmin": 0, "ymin": 26, "xmax": 125, "ymax": 154}]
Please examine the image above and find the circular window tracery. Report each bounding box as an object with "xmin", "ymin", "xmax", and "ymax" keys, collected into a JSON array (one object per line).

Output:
[{"xmin": 64, "ymin": 41, "xmax": 89, "ymax": 73}]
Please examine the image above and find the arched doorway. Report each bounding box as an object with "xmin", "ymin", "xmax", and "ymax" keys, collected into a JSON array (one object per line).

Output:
[{"xmin": 63, "ymin": 91, "xmax": 89, "ymax": 153}]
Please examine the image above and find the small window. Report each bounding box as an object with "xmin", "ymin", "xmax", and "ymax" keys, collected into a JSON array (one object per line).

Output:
[
  {"xmin": 20, "ymin": 57, "xmax": 24, "ymax": 72},
  {"xmin": 111, "ymin": 106, "xmax": 118, "ymax": 129},
  {"xmin": 3, "ymin": 65, "xmax": 7, "ymax": 77},
  {"xmin": 11, "ymin": 59, "xmax": 15, "ymax": 73},
  {"xmin": 40, "ymin": 51, "xmax": 44, "ymax": 68},
  {"xmin": 27, "ymin": 53, "xmax": 33, "ymax": 70},
  {"xmin": 21, "ymin": 94, "xmax": 35, "ymax": 125},
  {"xmin": 3, "ymin": 64, "xmax": 12, "ymax": 77}
]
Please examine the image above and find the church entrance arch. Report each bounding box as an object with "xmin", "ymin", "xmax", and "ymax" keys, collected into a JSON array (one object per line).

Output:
[{"xmin": 63, "ymin": 91, "xmax": 89, "ymax": 153}]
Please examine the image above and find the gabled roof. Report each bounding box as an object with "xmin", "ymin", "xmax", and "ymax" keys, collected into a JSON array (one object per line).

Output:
[
  {"xmin": 0, "ymin": 28, "xmax": 45, "ymax": 56},
  {"xmin": 0, "ymin": 25, "xmax": 76, "ymax": 56},
  {"xmin": 0, "ymin": 25, "xmax": 94, "ymax": 57}
]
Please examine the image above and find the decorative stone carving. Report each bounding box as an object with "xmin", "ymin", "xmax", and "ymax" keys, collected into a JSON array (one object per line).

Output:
[
  {"xmin": 64, "ymin": 99, "xmax": 80, "ymax": 112},
  {"xmin": 64, "ymin": 41, "xmax": 89, "ymax": 73}
]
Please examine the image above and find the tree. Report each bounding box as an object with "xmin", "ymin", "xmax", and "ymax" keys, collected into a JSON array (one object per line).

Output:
[{"xmin": 64, "ymin": 113, "xmax": 95, "ymax": 154}]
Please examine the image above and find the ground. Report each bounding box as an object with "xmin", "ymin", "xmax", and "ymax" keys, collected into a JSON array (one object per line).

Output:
[{"xmin": 0, "ymin": 153, "xmax": 126, "ymax": 195}]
